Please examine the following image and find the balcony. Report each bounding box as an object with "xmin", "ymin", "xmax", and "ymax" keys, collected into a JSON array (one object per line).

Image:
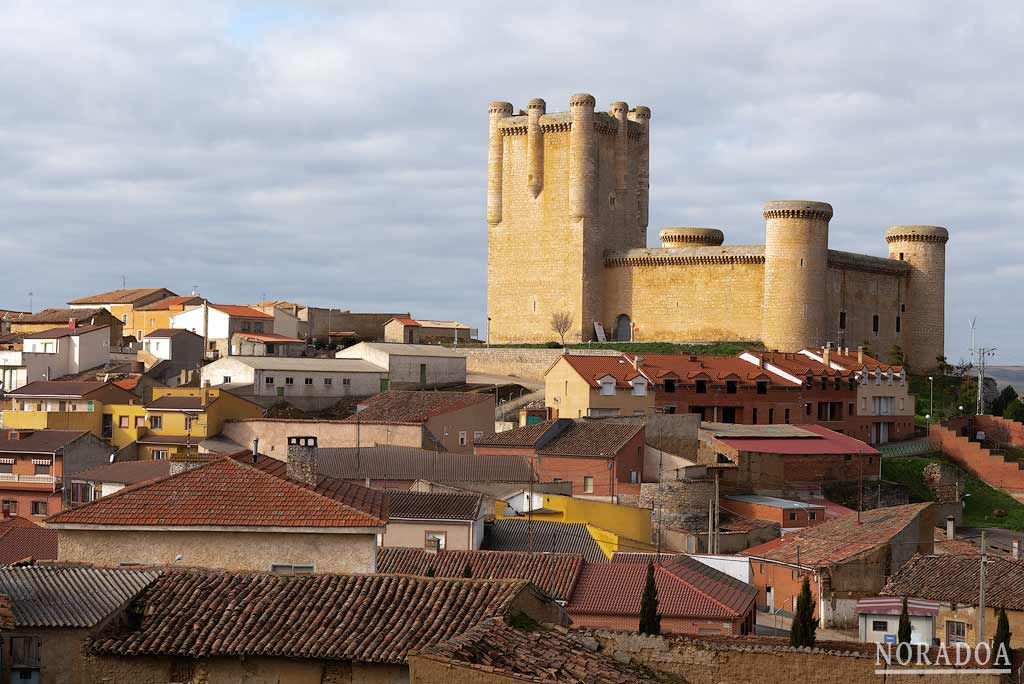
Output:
[{"xmin": 0, "ymin": 473, "xmax": 56, "ymax": 485}]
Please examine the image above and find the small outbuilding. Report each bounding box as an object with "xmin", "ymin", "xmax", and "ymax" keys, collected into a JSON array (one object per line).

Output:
[{"xmin": 335, "ymin": 342, "xmax": 467, "ymax": 387}]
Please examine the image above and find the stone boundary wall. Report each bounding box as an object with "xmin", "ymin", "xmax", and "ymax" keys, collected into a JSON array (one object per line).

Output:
[
  {"xmin": 931, "ymin": 423, "xmax": 1024, "ymax": 497},
  {"xmin": 456, "ymin": 348, "xmax": 621, "ymax": 382}
]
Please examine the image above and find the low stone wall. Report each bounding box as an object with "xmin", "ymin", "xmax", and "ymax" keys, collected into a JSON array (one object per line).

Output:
[
  {"xmin": 931, "ymin": 423, "xmax": 1024, "ymax": 497},
  {"xmin": 457, "ymin": 347, "xmax": 621, "ymax": 381}
]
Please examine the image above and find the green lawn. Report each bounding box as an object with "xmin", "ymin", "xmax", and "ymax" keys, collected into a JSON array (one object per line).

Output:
[{"xmin": 881, "ymin": 455, "xmax": 1024, "ymax": 531}]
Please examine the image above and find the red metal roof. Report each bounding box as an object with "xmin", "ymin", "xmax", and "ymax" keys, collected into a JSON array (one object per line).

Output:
[
  {"xmin": 855, "ymin": 596, "xmax": 940, "ymax": 616},
  {"xmin": 715, "ymin": 424, "xmax": 879, "ymax": 455}
]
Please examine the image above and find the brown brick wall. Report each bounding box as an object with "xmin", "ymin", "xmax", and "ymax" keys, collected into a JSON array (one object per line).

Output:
[{"xmin": 931, "ymin": 422, "xmax": 1024, "ymax": 496}]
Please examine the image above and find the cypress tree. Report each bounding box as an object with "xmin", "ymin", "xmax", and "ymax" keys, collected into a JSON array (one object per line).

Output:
[
  {"xmin": 462, "ymin": 562, "xmax": 473, "ymax": 578},
  {"xmin": 424, "ymin": 566, "xmax": 436, "ymax": 578},
  {"xmin": 789, "ymin": 576, "xmax": 819, "ymax": 648},
  {"xmin": 638, "ymin": 562, "xmax": 661, "ymax": 635},
  {"xmin": 897, "ymin": 596, "xmax": 912, "ymax": 644},
  {"xmin": 993, "ymin": 607, "xmax": 1013, "ymax": 666}
]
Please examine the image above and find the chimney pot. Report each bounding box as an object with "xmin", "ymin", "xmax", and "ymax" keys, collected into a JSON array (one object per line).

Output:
[
  {"xmin": 857, "ymin": 346, "xmax": 865, "ymax": 364},
  {"xmin": 946, "ymin": 516, "xmax": 955, "ymax": 541},
  {"xmin": 287, "ymin": 435, "xmax": 319, "ymax": 486},
  {"xmin": 68, "ymin": 318, "xmax": 76, "ymax": 329},
  {"xmin": 1013, "ymin": 541, "xmax": 1020, "ymax": 560}
]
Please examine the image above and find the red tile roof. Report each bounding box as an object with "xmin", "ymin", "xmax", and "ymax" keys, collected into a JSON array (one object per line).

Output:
[
  {"xmin": 143, "ymin": 328, "xmax": 197, "ymax": 338},
  {"xmin": 558, "ymin": 355, "xmax": 646, "ymax": 389},
  {"xmin": 18, "ymin": 308, "xmax": 108, "ymax": 324},
  {"xmin": 0, "ymin": 595, "xmax": 12, "ymax": 630},
  {"xmin": 0, "ymin": 429, "xmax": 90, "ymax": 454},
  {"xmin": 475, "ymin": 419, "xmax": 644, "ymax": 458},
  {"xmin": 210, "ymin": 304, "xmax": 273, "ymax": 319},
  {"xmin": 881, "ymin": 553, "xmax": 1024, "ymax": 610},
  {"xmin": 20, "ymin": 324, "xmax": 109, "ymax": 339},
  {"xmin": 137, "ymin": 296, "xmax": 203, "ymax": 311},
  {"xmin": 636, "ymin": 353, "xmax": 800, "ymax": 388},
  {"xmin": 113, "ymin": 377, "xmax": 140, "ymax": 391},
  {"xmin": 344, "ymin": 391, "xmax": 492, "ymax": 423},
  {"xmin": 567, "ymin": 556, "xmax": 756, "ymax": 620},
  {"xmin": 68, "ymin": 288, "xmax": 173, "ymax": 306},
  {"xmin": 69, "ymin": 460, "xmax": 173, "ymax": 486},
  {"xmin": 377, "ymin": 547, "xmax": 584, "ymax": 602},
  {"xmin": 389, "ymin": 317, "xmax": 421, "ymax": 327},
  {"xmin": 712, "ymin": 424, "xmax": 879, "ymax": 455},
  {"xmin": 0, "ymin": 522, "xmax": 58, "ymax": 564},
  {"xmin": 45, "ymin": 457, "xmax": 386, "ymax": 529},
  {"xmin": 237, "ymin": 332, "xmax": 304, "ymax": 343},
  {"xmin": 90, "ymin": 570, "xmax": 541, "ymax": 663},
  {"xmin": 756, "ymin": 350, "xmax": 850, "ymax": 379},
  {"xmin": 742, "ymin": 502, "xmax": 932, "ymax": 568}
]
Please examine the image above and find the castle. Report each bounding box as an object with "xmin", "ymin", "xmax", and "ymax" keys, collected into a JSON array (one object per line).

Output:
[{"xmin": 486, "ymin": 93, "xmax": 948, "ymax": 369}]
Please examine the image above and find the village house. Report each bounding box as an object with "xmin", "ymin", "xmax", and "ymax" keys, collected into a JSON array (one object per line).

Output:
[
  {"xmin": 138, "ymin": 327, "xmax": 205, "ymax": 384},
  {"xmin": 742, "ymin": 502, "xmax": 935, "ymax": 628},
  {"xmin": 699, "ymin": 422, "xmax": 880, "ymax": 496},
  {"xmin": 249, "ymin": 301, "xmax": 302, "ymax": 338},
  {"xmin": 0, "ymin": 324, "xmax": 111, "ymax": 391},
  {"xmin": 83, "ymin": 570, "xmax": 563, "ymax": 684},
  {"xmin": 484, "ymin": 518, "xmax": 607, "ymax": 561},
  {"xmin": 474, "ymin": 419, "xmax": 646, "ymax": 501},
  {"xmin": 383, "ymin": 317, "xmax": 476, "ymax": 344},
  {"xmin": 231, "ymin": 331, "xmax": 306, "ymax": 356},
  {"xmin": 65, "ymin": 460, "xmax": 173, "ymax": 507},
  {"xmin": 0, "ymin": 564, "xmax": 159, "ymax": 684},
  {"xmin": 46, "ymin": 455, "xmax": 386, "ymax": 572},
  {"xmin": 881, "ymin": 553, "xmax": 1024, "ymax": 648},
  {"xmin": 128, "ymin": 294, "xmax": 204, "ymax": 338},
  {"xmin": 0, "ymin": 310, "xmax": 28, "ymax": 335},
  {"xmin": 854, "ymin": 596, "xmax": 940, "ymax": 645},
  {"xmin": 566, "ymin": 555, "xmax": 757, "ymax": 635},
  {"xmin": 720, "ymin": 494, "xmax": 827, "ymax": 532},
  {"xmin": 169, "ymin": 303, "xmax": 275, "ymax": 358},
  {"xmin": 336, "ymin": 341, "xmax": 468, "ymax": 387},
  {"xmin": 346, "ymin": 391, "xmax": 495, "ymax": 453},
  {"xmin": 199, "ymin": 355, "xmax": 388, "ymax": 410},
  {"xmin": 68, "ymin": 287, "xmax": 175, "ymax": 319},
  {"xmin": 3, "ymin": 380, "xmax": 137, "ymax": 440},
  {"xmin": 0, "ymin": 429, "xmax": 111, "ymax": 518},
  {"xmin": 10, "ymin": 308, "xmax": 123, "ymax": 348},
  {"xmin": 0, "ymin": 514, "xmax": 57, "ymax": 563}
]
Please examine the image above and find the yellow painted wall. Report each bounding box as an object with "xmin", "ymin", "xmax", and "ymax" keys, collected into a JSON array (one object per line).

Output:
[
  {"xmin": 1, "ymin": 409, "xmax": 101, "ymax": 435},
  {"xmin": 532, "ymin": 494, "xmax": 651, "ymax": 544},
  {"xmin": 108, "ymin": 404, "xmax": 148, "ymax": 448},
  {"xmin": 587, "ymin": 524, "xmax": 656, "ymax": 559},
  {"xmin": 544, "ymin": 356, "xmax": 654, "ymax": 419}
]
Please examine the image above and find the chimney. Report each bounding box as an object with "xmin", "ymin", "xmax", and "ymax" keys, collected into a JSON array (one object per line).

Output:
[
  {"xmin": 287, "ymin": 435, "xmax": 318, "ymax": 487},
  {"xmin": 68, "ymin": 318, "xmax": 76, "ymax": 329},
  {"xmin": 946, "ymin": 516, "xmax": 955, "ymax": 541},
  {"xmin": 1013, "ymin": 541, "xmax": 1021, "ymax": 560},
  {"xmin": 823, "ymin": 342, "xmax": 832, "ymax": 367},
  {"xmin": 252, "ymin": 438, "xmax": 260, "ymax": 463},
  {"xmin": 758, "ymin": 353, "xmax": 765, "ymax": 369},
  {"xmin": 857, "ymin": 346, "xmax": 864, "ymax": 364},
  {"xmin": 630, "ymin": 355, "xmax": 638, "ymax": 371}
]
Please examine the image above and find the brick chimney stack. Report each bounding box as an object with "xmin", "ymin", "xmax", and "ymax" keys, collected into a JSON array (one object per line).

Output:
[
  {"xmin": 857, "ymin": 345, "xmax": 865, "ymax": 364},
  {"xmin": 822, "ymin": 342, "xmax": 832, "ymax": 368},
  {"xmin": 287, "ymin": 436, "xmax": 318, "ymax": 487},
  {"xmin": 68, "ymin": 318, "xmax": 76, "ymax": 329}
]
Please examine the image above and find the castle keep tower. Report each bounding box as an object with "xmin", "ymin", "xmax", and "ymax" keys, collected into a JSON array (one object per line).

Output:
[
  {"xmin": 886, "ymin": 226, "xmax": 948, "ymax": 368},
  {"xmin": 760, "ymin": 201, "xmax": 833, "ymax": 352},
  {"xmin": 487, "ymin": 94, "xmax": 650, "ymax": 344}
]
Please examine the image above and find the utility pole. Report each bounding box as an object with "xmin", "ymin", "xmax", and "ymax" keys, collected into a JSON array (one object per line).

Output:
[
  {"xmin": 976, "ymin": 348, "xmax": 997, "ymax": 415},
  {"xmin": 27, "ymin": 291, "xmax": 33, "ymax": 312},
  {"xmin": 527, "ymin": 452, "xmax": 535, "ymax": 554},
  {"xmin": 857, "ymin": 455, "xmax": 863, "ymax": 524},
  {"xmin": 979, "ymin": 531, "xmax": 988, "ymax": 643},
  {"xmin": 968, "ymin": 317, "xmax": 977, "ymax": 367}
]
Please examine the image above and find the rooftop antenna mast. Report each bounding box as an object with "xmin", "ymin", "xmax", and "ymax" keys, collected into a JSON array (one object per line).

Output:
[
  {"xmin": 27, "ymin": 291, "xmax": 33, "ymax": 312},
  {"xmin": 121, "ymin": 274, "xmax": 127, "ymax": 289},
  {"xmin": 968, "ymin": 317, "xmax": 977, "ymax": 366}
]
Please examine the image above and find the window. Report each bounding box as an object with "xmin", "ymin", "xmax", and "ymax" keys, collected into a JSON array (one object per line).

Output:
[
  {"xmin": 784, "ymin": 408, "xmax": 790, "ymax": 424},
  {"xmin": 121, "ymin": 314, "xmax": 127, "ymax": 323},
  {"xmin": 805, "ymin": 403, "xmax": 812, "ymax": 416},
  {"xmin": 898, "ymin": 252, "xmax": 904, "ymax": 261},
  {"xmin": 458, "ymin": 431, "xmax": 467, "ymax": 446},
  {"xmin": 756, "ymin": 380, "xmax": 768, "ymax": 395},
  {"xmin": 222, "ymin": 375, "xmax": 231, "ymax": 384},
  {"xmin": 265, "ymin": 376, "xmax": 275, "ymax": 384},
  {"xmin": 34, "ymin": 463, "xmax": 50, "ymax": 476},
  {"xmin": 947, "ymin": 620, "xmax": 967, "ymax": 644},
  {"xmin": 872, "ymin": 314, "xmax": 879, "ymax": 334},
  {"xmin": 149, "ymin": 415, "xmax": 163, "ymax": 429},
  {"xmin": 31, "ymin": 501, "xmax": 47, "ymax": 516},
  {"xmin": 86, "ymin": 400, "xmax": 95, "ymax": 412},
  {"xmin": 599, "ymin": 377, "xmax": 616, "ymax": 396},
  {"xmin": 241, "ymin": 320, "xmax": 252, "ymax": 332},
  {"xmin": 135, "ymin": 416, "xmax": 145, "ymax": 428},
  {"xmin": 269, "ymin": 563, "xmax": 315, "ymax": 574},
  {"xmin": 425, "ymin": 531, "xmax": 447, "ymax": 550},
  {"xmin": 152, "ymin": 449, "xmax": 169, "ymax": 460},
  {"xmin": 69, "ymin": 482, "xmax": 92, "ymax": 505},
  {"xmin": 583, "ymin": 476, "xmax": 594, "ymax": 494},
  {"xmin": 664, "ymin": 378, "xmax": 676, "ymax": 393},
  {"xmin": 285, "ymin": 377, "xmax": 294, "ymax": 385},
  {"xmin": 726, "ymin": 380, "xmax": 738, "ymax": 394},
  {"xmin": 768, "ymin": 408, "xmax": 775, "ymax": 424},
  {"xmin": 304, "ymin": 377, "xmax": 313, "ymax": 385},
  {"xmin": 253, "ymin": 322, "xmax": 264, "ymax": 333},
  {"xmin": 752, "ymin": 408, "xmax": 758, "ymax": 424},
  {"xmin": 10, "ymin": 635, "xmax": 40, "ymax": 668},
  {"xmin": 839, "ymin": 310, "xmax": 847, "ymax": 330},
  {"xmin": 630, "ymin": 470, "xmax": 640, "ymax": 484},
  {"xmin": 0, "ymin": 463, "xmax": 11, "ymax": 474},
  {"xmin": 695, "ymin": 379, "xmax": 708, "ymax": 394},
  {"xmin": 473, "ymin": 430, "xmax": 483, "ymax": 441},
  {"xmin": 184, "ymin": 416, "xmax": 193, "ymax": 431},
  {"xmin": 808, "ymin": 511, "xmax": 817, "ymax": 521},
  {"xmin": 872, "ymin": 620, "xmax": 889, "ymax": 632},
  {"xmin": 631, "ymin": 378, "xmax": 647, "ymax": 396},
  {"xmin": 324, "ymin": 378, "xmax": 332, "ymax": 385},
  {"xmin": 895, "ymin": 316, "xmax": 901, "ymax": 333},
  {"xmin": 342, "ymin": 378, "xmax": 351, "ymax": 386},
  {"xmin": 788, "ymin": 511, "xmax": 797, "ymax": 521}
]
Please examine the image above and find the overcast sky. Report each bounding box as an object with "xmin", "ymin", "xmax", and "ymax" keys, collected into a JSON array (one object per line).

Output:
[{"xmin": 2, "ymin": 1, "xmax": 1020, "ymax": 362}]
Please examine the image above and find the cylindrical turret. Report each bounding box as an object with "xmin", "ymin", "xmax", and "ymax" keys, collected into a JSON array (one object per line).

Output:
[
  {"xmin": 527, "ymin": 98, "xmax": 545, "ymax": 198},
  {"xmin": 569, "ymin": 93, "xmax": 596, "ymax": 222},
  {"xmin": 629, "ymin": 105, "xmax": 651, "ymax": 241},
  {"xmin": 659, "ymin": 227, "xmax": 725, "ymax": 248},
  {"xmin": 611, "ymin": 101, "xmax": 629, "ymax": 234},
  {"xmin": 886, "ymin": 225, "xmax": 949, "ymax": 370},
  {"xmin": 761, "ymin": 200, "xmax": 833, "ymax": 352},
  {"xmin": 487, "ymin": 101, "xmax": 514, "ymax": 226}
]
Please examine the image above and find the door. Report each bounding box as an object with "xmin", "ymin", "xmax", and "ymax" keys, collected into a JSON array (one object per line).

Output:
[
  {"xmin": 614, "ymin": 314, "xmax": 632, "ymax": 342},
  {"xmin": 101, "ymin": 413, "xmax": 113, "ymax": 440}
]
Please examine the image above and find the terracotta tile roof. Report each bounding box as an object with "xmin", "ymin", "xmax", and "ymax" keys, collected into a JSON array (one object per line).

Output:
[
  {"xmin": 414, "ymin": 618, "xmax": 660, "ymax": 683},
  {"xmin": 388, "ymin": 491, "xmax": 482, "ymax": 521},
  {"xmin": 18, "ymin": 308, "xmax": 108, "ymax": 324},
  {"xmin": 486, "ymin": 519, "xmax": 605, "ymax": 562},
  {"xmin": 0, "ymin": 564, "xmax": 160, "ymax": 627},
  {"xmin": 210, "ymin": 304, "xmax": 273, "ymax": 319},
  {"xmin": 742, "ymin": 503, "xmax": 932, "ymax": 568},
  {"xmin": 0, "ymin": 524, "xmax": 57, "ymax": 564},
  {"xmin": 0, "ymin": 596, "xmax": 12, "ymax": 630},
  {"xmin": 68, "ymin": 288, "xmax": 173, "ymax": 306},
  {"xmin": 318, "ymin": 445, "xmax": 535, "ymax": 483},
  {"xmin": 8, "ymin": 380, "xmax": 111, "ymax": 398},
  {"xmin": 567, "ymin": 556, "xmax": 756, "ymax": 620},
  {"xmin": 389, "ymin": 317, "xmax": 421, "ymax": 326},
  {"xmin": 0, "ymin": 429, "xmax": 89, "ymax": 454},
  {"xmin": 559, "ymin": 354, "xmax": 646, "ymax": 388},
  {"xmin": 137, "ymin": 296, "xmax": 202, "ymax": 311},
  {"xmin": 69, "ymin": 460, "xmax": 173, "ymax": 486},
  {"xmin": 756, "ymin": 350, "xmax": 850, "ymax": 379},
  {"xmin": 90, "ymin": 570, "xmax": 538, "ymax": 663},
  {"xmin": 809, "ymin": 347, "xmax": 904, "ymax": 374},
  {"xmin": 143, "ymin": 327, "xmax": 197, "ymax": 338},
  {"xmin": 637, "ymin": 353, "xmax": 802, "ymax": 388},
  {"xmin": 475, "ymin": 419, "xmax": 644, "ymax": 458},
  {"xmin": 344, "ymin": 391, "xmax": 492, "ymax": 423},
  {"xmin": 881, "ymin": 553, "xmax": 1024, "ymax": 610},
  {"xmin": 145, "ymin": 395, "xmax": 205, "ymax": 410},
  {"xmin": 230, "ymin": 452, "xmax": 390, "ymax": 522},
  {"xmin": 237, "ymin": 332, "xmax": 304, "ymax": 343},
  {"xmin": 713, "ymin": 424, "xmax": 880, "ymax": 455},
  {"xmin": 45, "ymin": 457, "xmax": 386, "ymax": 529},
  {"xmin": 113, "ymin": 377, "xmax": 140, "ymax": 391},
  {"xmin": 377, "ymin": 547, "xmax": 584, "ymax": 601},
  {"xmin": 20, "ymin": 324, "xmax": 109, "ymax": 339}
]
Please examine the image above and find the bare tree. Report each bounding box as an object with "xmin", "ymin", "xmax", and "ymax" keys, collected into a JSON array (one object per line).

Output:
[{"xmin": 550, "ymin": 310, "xmax": 573, "ymax": 347}]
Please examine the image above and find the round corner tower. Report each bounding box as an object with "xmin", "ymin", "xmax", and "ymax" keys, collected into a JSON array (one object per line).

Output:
[
  {"xmin": 886, "ymin": 225, "xmax": 948, "ymax": 369},
  {"xmin": 761, "ymin": 200, "xmax": 833, "ymax": 352}
]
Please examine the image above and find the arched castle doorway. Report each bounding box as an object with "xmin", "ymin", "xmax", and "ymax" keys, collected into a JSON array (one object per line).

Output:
[{"xmin": 614, "ymin": 314, "xmax": 632, "ymax": 342}]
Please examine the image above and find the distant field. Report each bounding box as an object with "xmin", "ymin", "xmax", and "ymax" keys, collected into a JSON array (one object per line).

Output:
[{"xmin": 988, "ymin": 366, "xmax": 1024, "ymax": 392}]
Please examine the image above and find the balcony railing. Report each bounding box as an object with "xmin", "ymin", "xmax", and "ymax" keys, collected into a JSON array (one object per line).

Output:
[{"xmin": 0, "ymin": 473, "xmax": 56, "ymax": 484}]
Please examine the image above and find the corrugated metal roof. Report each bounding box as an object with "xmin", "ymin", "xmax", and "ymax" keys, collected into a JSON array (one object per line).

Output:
[
  {"xmin": 485, "ymin": 519, "xmax": 605, "ymax": 562},
  {"xmin": 0, "ymin": 565, "xmax": 159, "ymax": 627}
]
